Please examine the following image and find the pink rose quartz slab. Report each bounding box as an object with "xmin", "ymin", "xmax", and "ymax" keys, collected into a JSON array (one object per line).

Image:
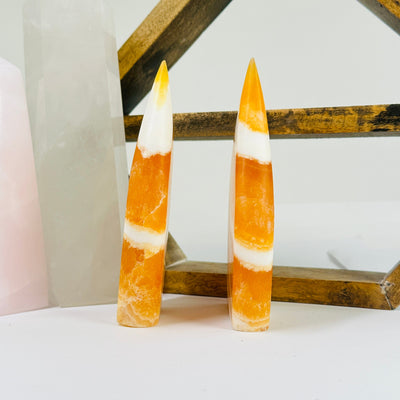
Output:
[{"xmin": 0, "ymin": 58, "xmax": 48, "ymax": 316}]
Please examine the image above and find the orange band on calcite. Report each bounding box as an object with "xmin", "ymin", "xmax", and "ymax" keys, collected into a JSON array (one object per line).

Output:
[
  {"xmin": 234, "ymin": 156, "xmax": 274, "ymax": 251},
  {"xmin": 117, "ymin": 61, "xmax": 172, "ymax": 328},
  {"xmin": 118, "ymin": 244, "xmax": 166, "ymax": 327},
  {"xmin": 125, "ymin": 148, "xmax": 171, "ymax": 234},
  {"xmin": 230, "ymin": 256, "xmax": 273, "ymax": 331},
  {"xmin": 229, "ymin": 59, "xmax": 274, "ymax": 332}
]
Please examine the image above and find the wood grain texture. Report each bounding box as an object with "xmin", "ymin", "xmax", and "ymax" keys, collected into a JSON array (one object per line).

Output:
[
  {"xmin": 382, "ymin": 261, "xmax": 400, "ymax": 308},
  {"xmin": 119, "ymin": 0, "xmax": 231, "ymax": 114},
  {"xmin": 164, "ymin": 261, "xmax": 228, "ymax": 298},
  {"xmin": 272, "ymin": 266, "xmax": 390, "ymax": 310},
  {"xmin": 124, "ymin": 104, "xmax": 400, "ymax": 141},
  {"xmin": 163, "ymin": 261, "xmax": 394, "ymax": 309},
  {"xmin": 359, "ymin": 0, "xmax": 400, "ymax": 36}
]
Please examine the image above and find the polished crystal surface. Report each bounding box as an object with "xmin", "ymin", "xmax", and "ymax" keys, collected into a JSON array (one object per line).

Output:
[
  {"xmin": 0, "ymin": 58, "xmax": 48, "ymax": 315},
  {"xmin": 228, "ymin": 59, "xmax": 274, "ymax": 332},
  {"xmin": 24, "ymin": 0, "xmax": 128, "ymax": 306},
  {"xmin": 117, "ymin": 62, "xmax": 173, "ymax": 328}
]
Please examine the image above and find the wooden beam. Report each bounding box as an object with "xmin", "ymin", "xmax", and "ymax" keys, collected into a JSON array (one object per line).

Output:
[
  {"xmin": 382, "ymin": 261, "xmax": 400, "ymax": 308},
  {"xmin": 163, "ymin": 261, "xmax": 395, "ymax": 309},
  {"xmin": 359, "ymin": 0, "xmax": 400, "ymax": 36},
  {"xmin": 119, "ymin": 0, "xmax": 232, "ymax": 114},
  {"xmin": 124, "ymin": 104, "xmax": 400, "ymax": 141},
  {"xmin": 165, "ymin": 261, "xmax": 228, "ymax": 298}
]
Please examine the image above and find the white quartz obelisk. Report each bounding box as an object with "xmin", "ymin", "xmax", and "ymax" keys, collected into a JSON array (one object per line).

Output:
[
  {"xmin": 24, "ymin": 0, "xmax": 129, "ymax": 306},
  {"xmin": 0, "ymin": 58, "xmax": 48, "ymax": 315}
]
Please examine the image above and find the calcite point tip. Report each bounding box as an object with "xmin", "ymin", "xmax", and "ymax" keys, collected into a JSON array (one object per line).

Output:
[
  {"xmin": 154, "ymin": 60, "xmax": 169, "ymax": 107},
  {"xmin": 239, "ymin": 58, "xmax": 268, "ymax": 133}
]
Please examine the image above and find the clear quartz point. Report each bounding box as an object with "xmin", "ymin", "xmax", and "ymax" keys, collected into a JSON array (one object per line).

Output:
[{"xmin": 23, "ymin": 0, "xmax": 128, "ymax": 306}]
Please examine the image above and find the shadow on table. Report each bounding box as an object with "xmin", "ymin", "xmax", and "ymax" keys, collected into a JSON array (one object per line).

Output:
[
  {"xmin": 270, "ymin": 301, "xmax": 374, "ymax": 333},
  {"xmin": 160, "ymin": 296, "xmax": 372, "ymax": 332},
  {"xmin": 57, "ymin": 295, "xmax": 375, "ymax": 333},
  {"xmin": 160, "ymin": 295, "xmax": 230, "ymax": 329}
]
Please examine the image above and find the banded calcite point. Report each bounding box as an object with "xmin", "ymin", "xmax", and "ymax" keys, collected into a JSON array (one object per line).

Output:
[
  {"xmin": 117, "ymin": 61, "xmax": 173, "ymax": 328},
  {"xmin": 228, "ymin": 59, "xmax": 274, "ymax": 332}
]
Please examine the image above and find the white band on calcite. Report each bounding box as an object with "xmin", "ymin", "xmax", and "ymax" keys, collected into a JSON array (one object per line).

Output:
[
  {"xmin": 233, "ymin": 239, "xmax": 273, "ymax": 272},
  {"xmin": 235, "ymin": 120, "xmax": 272, "ymax": 164},
  {"xmin": 124, "ymin": 220, "xmax": 167, "ymax": 249},
  {"xmin": 231, "ymin": 310, "xmax": 270, "ymax": 331},
  {"xmin": 138, "ymin": 86, "xmax": 173, "ymax": 158}
]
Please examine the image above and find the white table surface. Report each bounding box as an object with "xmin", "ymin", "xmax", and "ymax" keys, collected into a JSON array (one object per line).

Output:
[{"xmin": 1, "ymin": 294, "xmax": 399, "ymax": 400}]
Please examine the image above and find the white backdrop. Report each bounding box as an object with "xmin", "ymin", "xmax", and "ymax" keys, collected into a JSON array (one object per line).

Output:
[{"xmin": 1, "ymin": 0, "xmax": 400, "ymax": 269}]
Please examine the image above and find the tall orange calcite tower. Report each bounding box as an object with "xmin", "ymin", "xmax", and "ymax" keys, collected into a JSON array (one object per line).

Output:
[
  {"xmin": 228, "ymin": 59, "xmax": 274, "ymax": 332},
  {"xmin": 117, "ymin": 61, "xmax": 172, "ymax": 327}
]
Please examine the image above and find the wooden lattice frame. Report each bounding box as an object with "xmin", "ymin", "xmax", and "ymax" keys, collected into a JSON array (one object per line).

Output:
[{"xmin": 118, "ymin": 0, "xmax": 400, "ymax": 310}]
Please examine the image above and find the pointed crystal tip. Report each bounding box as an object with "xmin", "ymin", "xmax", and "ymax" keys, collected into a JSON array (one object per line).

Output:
[
  {"xmin": 238, "ymin": 58, "xmax": 268, "ymax": 133},
  {"xmin": 153, "ymin": 60, "xmax": 170, "ymax": 107}
]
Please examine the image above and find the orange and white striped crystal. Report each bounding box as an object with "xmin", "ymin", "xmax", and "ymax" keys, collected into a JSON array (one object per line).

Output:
[
  {"xmin": 228, "ymin": 59, "xmax": 274, "ymax": 332},
  {"xmin": 117, "ymin": 61, "xmax": 172, "ymax": 327}
]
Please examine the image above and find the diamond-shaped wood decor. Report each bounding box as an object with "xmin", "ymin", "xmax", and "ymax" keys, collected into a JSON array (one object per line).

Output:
[{"xmin": 118, "ymin": 0, "xmax": 400, "ymax": 309}]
